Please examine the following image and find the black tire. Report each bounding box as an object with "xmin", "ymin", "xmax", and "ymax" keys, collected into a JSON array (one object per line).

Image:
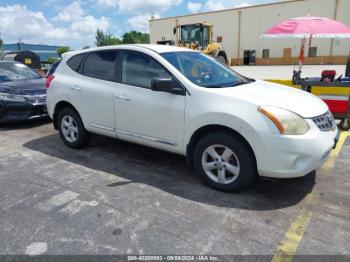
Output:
[
  {"xmin": 216, "ymin": 55, "xmax": 226, "ymax": 65},
  {"xmin": 193, "ymin": 132, "xmax": 257, "ymax": 192},
  {"xmin": 57, "ymin": 107, "xmax": 91, "ymax": 149}
]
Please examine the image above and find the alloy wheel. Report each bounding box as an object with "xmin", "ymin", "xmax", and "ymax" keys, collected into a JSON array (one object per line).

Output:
[
  {"xmin": 61, "ymin": 115, "xmax": 78, "ymax": 143},
  {"xmin": 201, "ymin": 144, "xmax": 240, "ymax": 184}
]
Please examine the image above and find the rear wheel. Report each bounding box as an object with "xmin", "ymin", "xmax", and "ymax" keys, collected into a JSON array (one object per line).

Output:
[
  {"xmin": 193, "ymin": 132, "xmax": 257, "ymax": 192},
  {"xmin": 57, "ymin": 107, "xmax": 91, "ymax": 148}
]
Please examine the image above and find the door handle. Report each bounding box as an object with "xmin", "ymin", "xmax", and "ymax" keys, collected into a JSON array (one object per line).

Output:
[
  {"xmin": 70, "ymin": 85, "xmax": 82, "ymax": 91},
  {"xmin": 115, "ymin": 95, "xmax": 131, "ymax": 101}
]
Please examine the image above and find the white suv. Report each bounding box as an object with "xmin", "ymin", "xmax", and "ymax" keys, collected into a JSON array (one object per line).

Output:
[{"xmin": 46, "ymin": 44, "xmax": 339, "ymax": 192}]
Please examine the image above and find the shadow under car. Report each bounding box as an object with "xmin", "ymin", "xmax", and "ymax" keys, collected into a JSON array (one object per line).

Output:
[{"xmin": 23, "ymin": 133, "xmax": 316, "ymax": 211}]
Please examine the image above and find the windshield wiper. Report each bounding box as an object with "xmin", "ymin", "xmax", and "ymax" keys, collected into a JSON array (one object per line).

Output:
[
  {"xmin": 204, "ymin": 81, "xmax": 251, "ymax": 88},
  {"xmin": 204, "ymin": 84, "xmax": 225, "ymax": 88},
  {"xmin": 231, "ymin": 81, "xmax": 250, "ymax": 87}
]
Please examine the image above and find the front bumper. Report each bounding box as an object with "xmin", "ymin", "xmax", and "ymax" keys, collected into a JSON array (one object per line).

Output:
[
  {"xmin": 256, "ymin": 119, "xmax": 338, "ymax": 179},
  {"xmin": 0, "ymin": 100, "xmax": 48, "ymax": 123}
]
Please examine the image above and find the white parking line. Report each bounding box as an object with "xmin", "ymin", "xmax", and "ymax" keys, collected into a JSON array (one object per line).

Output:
[{"xmin": 35, "ymin": 190, "xmax": 79, "ymax": 212}]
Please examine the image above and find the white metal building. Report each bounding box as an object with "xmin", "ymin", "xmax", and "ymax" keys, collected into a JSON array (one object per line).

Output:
[{"xmin": 149, "ymin": 0, "xmax": 350, "ymax": 65}]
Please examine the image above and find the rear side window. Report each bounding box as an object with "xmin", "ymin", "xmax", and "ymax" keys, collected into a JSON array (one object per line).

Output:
[
  {"xmin": 121, "ymin": 51, "xmax": 170, "ymax": 89},
  {"xmin": 47, "ymin": 61, "xmax": 60, "ymax": 76},
  {"xmin": 67, "ymin": 54, "xmax": 85, "ymax": 72},
  {"xmin": 82, "ymin": 51, "xmax": 117, "ymax": 82}
]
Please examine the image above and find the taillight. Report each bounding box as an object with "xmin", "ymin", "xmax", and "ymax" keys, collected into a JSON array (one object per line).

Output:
[{"xmin": 46, "ymin": 75, "xmax": 55, "ymax": 89}]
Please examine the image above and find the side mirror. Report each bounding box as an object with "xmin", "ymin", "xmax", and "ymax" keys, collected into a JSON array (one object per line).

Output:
[
  {"xmin": 151, "ymin": 77, "xmax": 185, "ymax": 95},
  {"xmin": 151, "ymin": 77, "xmax": 172, "ymax": 92}
]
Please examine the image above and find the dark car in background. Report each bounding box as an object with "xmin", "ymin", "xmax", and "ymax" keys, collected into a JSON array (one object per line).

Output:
[{"xmin": 0, "ymin": 61, "xmax": 48, "ymax": 123}]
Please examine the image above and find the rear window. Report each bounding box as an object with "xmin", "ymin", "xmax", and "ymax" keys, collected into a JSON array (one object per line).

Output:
[
  {"xmin": 82, "ymin": 51, "xmax": 117, "ymax": 82},
  {"xmin": 67, "ymin": 54, "xmax": 85, "ymax": 72}
]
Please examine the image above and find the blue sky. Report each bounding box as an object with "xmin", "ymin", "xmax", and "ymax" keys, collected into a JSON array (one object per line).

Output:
[{"xmin": 0, "ymin": 0, "xmax": 284, "ymax": 49}]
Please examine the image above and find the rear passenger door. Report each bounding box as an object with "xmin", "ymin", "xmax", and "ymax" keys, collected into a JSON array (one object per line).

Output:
[
  {"xmin": 114, "ymin": 50, "xmax": 186, "ymax": 152},
  {"xmin": 77, "ymin": 50, "xmax": 118, "ymax": 135}
]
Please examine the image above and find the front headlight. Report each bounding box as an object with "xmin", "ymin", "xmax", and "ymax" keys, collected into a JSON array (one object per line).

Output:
[
  {"xmin": 0, "ymin": 92, "xmax": 26, "ymax": 102},
  {"xmin": 258, "ymin": 105, "xmax": 309, "ymax": 135}
]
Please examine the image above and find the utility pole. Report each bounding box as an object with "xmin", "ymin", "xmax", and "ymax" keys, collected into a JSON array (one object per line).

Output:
[
  {"xmin": 329, "ymin": 0, "xmax": 339, "ymax": 64},
  {"xmin": 0, "ymin": 32, "xmax": 3, "ymax": 58},
  {"xmin": 17, "ymin": 37, "xmax": 22, "ymax": 51}
]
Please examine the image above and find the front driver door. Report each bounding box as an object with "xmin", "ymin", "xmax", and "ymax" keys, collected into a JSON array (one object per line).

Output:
[{"xmin": 114, "ymin": 50, "xmax": 186, "ymax": 153}]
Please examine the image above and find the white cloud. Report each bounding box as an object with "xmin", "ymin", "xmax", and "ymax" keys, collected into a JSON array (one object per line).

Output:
[
  {"xmin": 119, "ymin": 0, "xmax": 182, "ymax": 13},
  {"xmin": 204, "ymin": 1, "xmax": 252, "ymax": 11},
  {"xmin": 95, "ymin": 0, "xmax": 182, "ymax": 14},
  {"xmin": 235, "ymin": 2, "xmax": 251, "ymax": 8},
  {"xmin": 71, "ymin": 15, "xmax": 109, "ymax": 34},
  {"xmin": 0, "ymin": 5, "xmax": 63, "ymax": 41},
  {"xmin": 0, "ymin": 4, "xmax": 111, "ymax": 48},
  {"xmin": 127, "ymin": 13, "xmax": 160, "ymax": 33},
  {"xmin": 95, "ymin": 0, "xmax": 119, "ymax": 8},
  {"xmin": 187, "ymin": 2, "xmax": 202, "ymax": 13},
  {"xmin": 95, "ymin": 0, "xmax": 183, "ymax": 33},
  {"xmin": 53, "ymin": 1, "xmax": 85, "ymax": 22},
  {"xmin": 204, "ymin": 0, "xmax": 225, "ymax": 11}
]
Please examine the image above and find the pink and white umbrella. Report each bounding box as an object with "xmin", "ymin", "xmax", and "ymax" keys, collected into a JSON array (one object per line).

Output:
[
  {"xmin": 261, "ymin": 16, "xmax": 350, "ymax": 39},
  {"xmin": 260, "ymin": 16, "xmax": 350, "ymax": 71}
]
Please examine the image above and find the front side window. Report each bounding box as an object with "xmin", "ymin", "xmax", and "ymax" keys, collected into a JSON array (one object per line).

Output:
[
  {"xmin": 181, "ymin": 25, "xmax": 209, "ymax": 49},
  {"xmin": 162, "ymin": 52, "xmax": 250, "ymax": 88},
  {"xmin": 82, "ymin": 51, "xmax": 117, "ymax": 81},
  {"xmin": 122, "ymin": 51, "xmax": 170, "ymax": 89},
  {"xmin": 0, "ymin": 62, "xmax": 41, "ymax": 82}
]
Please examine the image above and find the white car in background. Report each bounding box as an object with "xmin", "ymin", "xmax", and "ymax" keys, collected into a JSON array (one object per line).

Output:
[{"xmin": 46, "ymin": 44, "xmax": 339, "ymax": 192}]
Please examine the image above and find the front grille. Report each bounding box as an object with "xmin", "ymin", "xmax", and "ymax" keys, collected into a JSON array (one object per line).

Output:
[
  {"xmin": 312, "ymin": 111, "xmax": 336, "ymax": 132},
  {"xmin": 24, "ymin": 94, "xmax": 46, "ymax": 105}
]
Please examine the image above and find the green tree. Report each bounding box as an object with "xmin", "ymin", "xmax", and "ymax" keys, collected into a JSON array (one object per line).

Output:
[
  {"xmin": 56, "ymin": 46, "xmax": 70, "ymax": 57},
  {"xmin": 122, "ymin": 31, "xmax": 150, "ymax": 44},
  {"xmin": 48, "ymin": 57, "xmax": 58, "ymax": 64},
  {"xmin": 95, "ymin": 29, "xmax": 121, "ymax": 47}
]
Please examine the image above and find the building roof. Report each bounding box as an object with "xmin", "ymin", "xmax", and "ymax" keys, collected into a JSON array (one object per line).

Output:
[
  {"xmin": 3, "ymin": 43, "xmax": 63, "ymax": 62},
  {"xmin": 3, "ymin": 43, "xmax": 63, "ymax": 50},
  {"xmin": 150, "ymin": 0, "xmax": 305, "ymax": 22}
]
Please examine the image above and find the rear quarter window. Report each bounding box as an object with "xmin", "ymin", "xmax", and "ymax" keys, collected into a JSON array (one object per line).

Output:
[
  {"xmin": 81, "ymin": 51, "xmax": 117, "ymax": 82},
  {"xmin": 66, "ymin": 53, "xmax": 86, "ymax": 72}
]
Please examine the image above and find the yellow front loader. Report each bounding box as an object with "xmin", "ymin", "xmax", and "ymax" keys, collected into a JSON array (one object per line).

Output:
[{"xmin": 173, "ymin": 23, "xmax": 229, "ymax": 65}]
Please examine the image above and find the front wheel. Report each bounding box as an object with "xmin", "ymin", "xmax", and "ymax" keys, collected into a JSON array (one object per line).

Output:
[
  {"xmin": 193, "ymin": 132, "xmax": 257, "ymax": 192},
  {"xmin": 58, "ymin": 107, "xmax": 91, "ymax": 149},
  {"xmin": 216, "ymin": 55, "xmax": 227, "ymax": 65}
]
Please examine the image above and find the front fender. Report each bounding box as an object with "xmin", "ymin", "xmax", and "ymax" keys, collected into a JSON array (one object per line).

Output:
[{"xmin": 184, "ymin": 112, "xmax": 268, "ymax": 170}]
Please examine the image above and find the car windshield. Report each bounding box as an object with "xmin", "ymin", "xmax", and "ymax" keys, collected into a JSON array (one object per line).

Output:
[
  {"xmin": 161, "ymin": 51, "xmax": 253, "ymax": 88},
  {"xmin": 0, "ymin": 63, "xmax": 41, "ymax": 83}
]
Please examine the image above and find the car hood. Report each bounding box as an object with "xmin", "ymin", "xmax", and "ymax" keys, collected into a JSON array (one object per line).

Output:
[
  {"xmin": 0, "ymin": 78, "xmax": 46, "ymax": 95},
  {"xmin": 215, "ymin": 80, "xmax": 328, "ymax": 118}
]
